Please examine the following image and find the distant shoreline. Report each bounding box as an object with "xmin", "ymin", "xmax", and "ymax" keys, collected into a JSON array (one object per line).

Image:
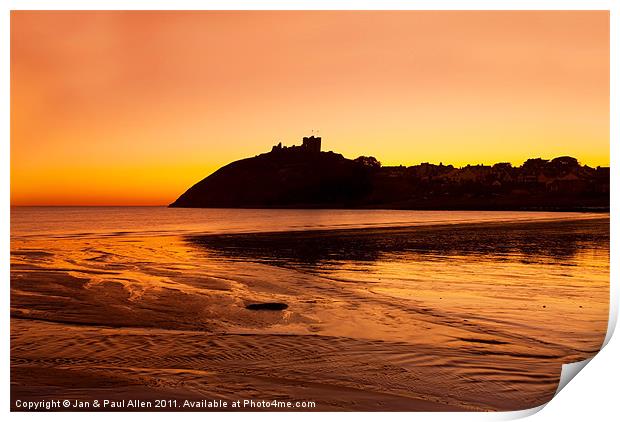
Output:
[
  {"xmin": 10, "ymin": 205, "xmax": 611, "ymax": 212},
  {"xmin": 187, "ymin": 213, "xmax": 609, "ymax": 242},
  {"xmin": 171, "ymin": 204, "xmax": 610, "ymax": 213},
  {"xmin": 170, "ymin": 140, "xmax": 610, "ymax": 210}
]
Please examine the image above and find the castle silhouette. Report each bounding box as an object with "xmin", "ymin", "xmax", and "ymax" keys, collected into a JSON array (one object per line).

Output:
[{"xmin": 271, "ymin": 135, "xmax": 321, "ymax": 154}]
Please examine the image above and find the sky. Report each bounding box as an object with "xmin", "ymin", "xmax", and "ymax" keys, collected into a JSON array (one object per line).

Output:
[{"xmin": 11, "ymin": 11, "xmax": 609, "ymax": 206}]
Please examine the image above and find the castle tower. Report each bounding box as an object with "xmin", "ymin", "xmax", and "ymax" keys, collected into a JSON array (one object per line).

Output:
[{"xmin": 302, "ymin": 135, "xmax": 321, "ymax": 153}]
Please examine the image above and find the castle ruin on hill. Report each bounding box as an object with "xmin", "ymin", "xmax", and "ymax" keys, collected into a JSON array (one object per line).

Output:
[{"xmin": 271, "ymin": 135, "xmax": 321, "ymax": 154}]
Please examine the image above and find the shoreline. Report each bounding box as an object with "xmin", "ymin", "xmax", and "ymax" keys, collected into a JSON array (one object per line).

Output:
[
  {"xmin": 10, "ymin": 211, "xmax": 609, "ymax": 242},
  {"xmin": 11, "ymin": 204, "xmax": 611, "ymax": 212},
  {"xmin": 187, "ymin": 213, "xmax": 609, "ymax": 241},
  {"xmin": 170, "ymin": 204, "xmax": 610, "ymax": 213}
]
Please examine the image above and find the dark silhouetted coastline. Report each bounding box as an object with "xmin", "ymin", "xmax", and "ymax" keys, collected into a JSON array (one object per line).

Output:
[{"xmin": 170, "ymin": 137, "xmax": 609, "ymax": 211}]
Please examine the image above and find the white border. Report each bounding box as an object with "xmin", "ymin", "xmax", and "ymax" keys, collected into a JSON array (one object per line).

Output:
[{"xmin": 2, "ymin": 2, "xmax": 617, "ymax": 421}]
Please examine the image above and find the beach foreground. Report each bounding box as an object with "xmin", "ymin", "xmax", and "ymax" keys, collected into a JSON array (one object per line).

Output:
[{"xmin": 10, "ymin": 209, "xmax": 609, "ymax": 411}]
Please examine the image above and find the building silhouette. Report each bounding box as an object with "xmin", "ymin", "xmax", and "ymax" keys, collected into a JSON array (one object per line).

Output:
[
  {"xmin": 271, "ymin": 135, "xmax": 322, "ymax": 154},
  {"xmin": 302, "ymin": 136, "xmax": 321, "ymax": 153}
]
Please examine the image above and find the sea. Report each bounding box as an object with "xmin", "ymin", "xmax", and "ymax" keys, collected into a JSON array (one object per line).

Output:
[{"xmin": 10, "ymin": 207, "xmax": 610, "ymax": 411}]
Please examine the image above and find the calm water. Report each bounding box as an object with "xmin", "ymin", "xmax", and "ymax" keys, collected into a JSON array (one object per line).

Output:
[
  {"xmin": 10, "ymin": 206, "xmax": 607, "ymax": 238},
  {"xmin": 10, "ymin": 207, "xmax": 610, "ymax": 411}
]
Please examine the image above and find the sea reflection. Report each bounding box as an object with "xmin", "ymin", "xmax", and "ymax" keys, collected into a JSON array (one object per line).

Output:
[{"xmin": 187, "ymin": 218, "xmax": 608, "ymax": 268}]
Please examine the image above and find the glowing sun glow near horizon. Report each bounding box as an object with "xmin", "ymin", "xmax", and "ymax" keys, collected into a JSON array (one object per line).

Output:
[{"xmin": 11, "ymin": 11, "xmax": 609, "ymax": 206}]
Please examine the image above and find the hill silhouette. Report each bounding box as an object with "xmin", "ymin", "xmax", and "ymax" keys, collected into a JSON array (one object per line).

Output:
[{"xmin": 170, "ymin": 137, "xmax": 609, "ymax": 211}]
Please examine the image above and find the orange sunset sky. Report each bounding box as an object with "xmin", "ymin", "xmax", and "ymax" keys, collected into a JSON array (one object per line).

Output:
[{"xmin": 11, "ymin": 11, "xmax": 609, "ymax": 206}]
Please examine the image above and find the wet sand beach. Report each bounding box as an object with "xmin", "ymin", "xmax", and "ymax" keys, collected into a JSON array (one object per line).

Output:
[{"xmin": 10, "ymin": 209, "xmax": 609, "ymax": 411}]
